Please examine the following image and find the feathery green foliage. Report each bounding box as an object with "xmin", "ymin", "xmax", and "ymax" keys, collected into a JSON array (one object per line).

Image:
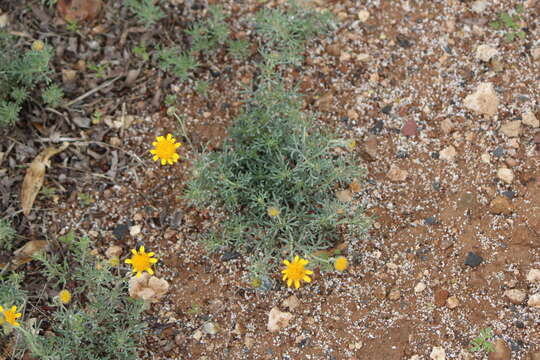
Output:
[
  {"xmin": 0, "ymin": 218, "xmax": 16, "ymax": 252},
  {"xmin": 490, "ymin": 6, "xmax": 526, "ymax": 41},
  {"xmin": 42, "ymin": 84, "xmax": 64, "ymax": 107},
  {"xmin": 185, "ymin": 2, "xmax": 366, "ymax": 275},
  {"xmin": 186, "ymin": 5, "xmax": 230, "ymax": 55},
  {"xmin": 156, "ymin": 47, "xmax": 199, "ymax": 81},
  {"xmin": 18, "ymin": 232, "xmax": 147, "ymax": 360},
  {"xmin": 0, "ymin": 34, "xmax": 57, "ymax": 126},
  {"xmin": 470, "ymin": 327, "xmax": 496, "ymax": 353},
  {"xmin": 125, "ymin": 0, "xmax": 165, "ymax": 26}
]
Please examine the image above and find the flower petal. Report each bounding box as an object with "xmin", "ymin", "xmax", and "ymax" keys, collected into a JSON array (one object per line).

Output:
[
  {"xmin": 131, "ymin": 249, "xmax": 137, "ymax": 255},
  {"xmin": 139, "ymin": 246, "xmax": 145, "ymax": 253},
  {"xmin": 294, "ymin": 280, "xmax": 300, "ymax": 289},
  {"xmin": 287, "ymin": 279, "xmax": 292, "ymax": 287},
  {"xmin": 147, "ymin": 268, "xmax": 154, "ymax": 275},
  {"xmin": 125, "ymin": 259, "xmax": 132, "ymax": 264},
  {"xmin": 283, "ymin": 259, "xmax": 290, "ymax": 266},
  {"xmin": 161, "ymin": 159, "xmax": 166, "ymax": 165},
  {"xmin": 300, "ymin": 259, "xmax": 308, "ymax": 266},
  {"xmin": 150, "ymin": 258, "xmax": 158, "ymax": 263},
  {"xmin": 305, "ymin": 270, "xmax": 313, "ymax": 275},
  {"xmin": 294, "ymin": 255, "xmax": 300, "ymax": 263},
  {"xmin": 303, "ymin": 276, "xmax": 312, "ymax": 283},
  {"xmin": 282, "ymin": 274, "xmax": 287, "ymax": 280}
]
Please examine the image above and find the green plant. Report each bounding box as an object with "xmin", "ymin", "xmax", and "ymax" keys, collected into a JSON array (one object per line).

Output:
[
  {"xmin": 132, "ymin": 41, "xmax": 150, "ymax": 62},
  {"xmin": 490, "ymin": 6, "xmax": 526, "ymax": 41},
  {"xmin": 77, "ymin": 192, "xmax": 93, "ymax": 206},
  {"xmin": 0, "ymin": 34, "xmax": 56, "ymax": 126},
  {"xmin": 18, "ymin": 232, "xmax": 147, "ymax": 359},
  {"xmin": 0, "ymin": 218, "xmax": 16, "ymax": 252},
  {"xmin": 88, "ymin": 62, "xmax": 107, "ymax": 79},
  {"xmin": 125, "ymin": 0, "xmax": 164, "ymax": 26},
  {"xmin": 40, "ymin": 186, "xmax": 57, "ymax": 200},
  {"xmin": 254, "ymin": 1, "xmax": 333, "ymax": 65},
  {"xmin": 66, "ymin": 21, "xmax": 80, "ymax": 33},
  {"xmin": 185, "ymin": 5, "xmax": 230, "ymax": 56},
  {"xmin": 195, "ymin": 80, "xmax": 210, "ymax": 96},
  {"xmin": 228, "ymin": 38, "xmax": 250, "ymax": 60},
  {"xmin": 42, "ymin": 84, "xmax": 64, "ymax": 107},
  {"xmin": 470, "ymin": 327, "xmax": 496, "ymax": 353},
  {"xmin": 187, "ymin": 303, "xmax": 201, "ymax": 316},
  {"xmin": 157, "ymin": 47, "xmax": 198, "ymax": 81}
]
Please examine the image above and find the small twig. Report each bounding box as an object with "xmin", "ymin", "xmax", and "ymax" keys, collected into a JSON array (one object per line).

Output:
[{"xmin": 63, "ymin": 75, "xmax": 123, "ymax": 108}]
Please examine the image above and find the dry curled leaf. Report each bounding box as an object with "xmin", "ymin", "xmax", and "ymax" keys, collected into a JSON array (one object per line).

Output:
[
  {"xmin": 57, "ymin": 0, "xmax": 102, "ymax": 23},
  {"xmin": 11, "ymin": 240, "xmax": 49, "ymax": 269},
  {"xmin": 267, "ymin": 307, "xmax": 293, "ymax": 332},
  {"xmin": 349, "ymin": 179, "xmax": 361, "ymax": 193},
  {"xmin": 336, "ymin": 189, "xmax": 352, "ymax": 202},
  {"xmin": 20, "ymin": 142, "xmax": 69, "ymax": 216}
]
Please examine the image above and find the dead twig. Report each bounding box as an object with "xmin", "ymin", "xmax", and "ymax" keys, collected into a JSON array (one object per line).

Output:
[{"xmin": 63, "ymin": 75, "xmax": 123, "ymax": 108}]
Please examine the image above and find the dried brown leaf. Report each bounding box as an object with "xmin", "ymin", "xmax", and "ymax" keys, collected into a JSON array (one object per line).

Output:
[
  {"xmin": 57, "ymin": 0, "xmax": 102, "ymax": 23},
  {"xmin": 336, "ymin": 189, "xmax": 352, "ymax": 202},
  {"xmin": 20, "ymin": 142, "xmax": 69, "ymax": 216},
  {"xmin": 11, "ymin": 240, "xmax": 49, "ymax": 269}
]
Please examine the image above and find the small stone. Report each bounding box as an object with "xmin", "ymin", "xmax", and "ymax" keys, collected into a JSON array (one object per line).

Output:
[
  {"xmin": 528, "ymin": 293, "xmax": 540, "ymax": 308},
  {"xmin": 464, "ymin": 252, "xmax": 483, "ymax": 267},
  {"xmin": 282, "ymin": 295, "xmax": 300, "ymax": 311},
  {"xmin": 446, "ymin": 296, "xmax": 459, "ymax": 309},
  {"xmin": 193, "ymin": 329, "xmax": 203, "ymax": 341},
  {"xmin": 440, "ymin": 118, "xmax": 455, "ymax": 134},
  {"xmin": 402, "ymin": 119, "xmax": 418, "ymax": 136},
  {"xmin": 488, "ymin": 339, "xmax": 511, "ymax": 360},
  {"xmin": 202, "ymin": 322, "xmax": 219, "ymax": 335},
  {"xmin": 327, "ymin": 43, "xmax": 341, "ymax": 57},
  {"xmin": 221, "ymin": 250, "xmax": 241, "ymax": 262},
  {"xmin": 387, "ymin": 164, "xmax": 408, "ymax": 182},
  {"xmin": 434, "ymin": 289, "xmax": 449, "ymax": 307},
  {"xmin": 489, "ymin": 196, "xmax": 513, "ymax": 215},
  {"xmin": 129, "ymin": 224, "xmax": 141, "ymax": 236},
  {"xmin": 105, "ymin": 245, "xmax": 122, "ymax": 259},
  {"xmin": 522, "ymin": 110, "xmax": 539, "ymax": 128},
  {"xmin": 526, "ymin": 269, "xmax": 540, "ymax": 283},
  {"xmin": 430, "ymin": 346, "xmax": 446, "ymax": 360},
  {"xmin": 475, "ymin": 44, "xmax": 498, "ymax": 62},
  {"xmin": 357, "ymin": 53, "xmax": 370, "ymax": 62},
  {"xmin": 267, "ymin": 307, "xmax": 293, "ymax": 332},
  {"xmin": 532, "ymin": 46, "xmax": 540, "ymax": 61},
  {"xmin": 504, "ymin": 289, "xmax": 527, "ymax": 304},
  {"xmin": 112, "ymin": 224, "xmax": 129, "ymax": 241},
  {"xmin": 471, "ymin": 0, "xmax": 488, "ymax": 13},
  {"xmin": 493, "ymin": 146, "xmax": 505, "ymax": 158},
  {"xmin": 424, "ymin": 216, "xmax": 437, "ymax": 225},
  {"xmin": 502, "ymin": 190, "xmax": 515, "ymax": 199},
  {"xmin": 500, "ymin": 120, "xmax": 522, "ymax": 137},
  {"xmin": 497, "ymin": 168, "xmax": 514, "ymax": 184},
  {"xmin": 388, "ymin": 289, "xmax": 401, "ymax": 301},
  {"xmin": 414, "ymin": 282, "xmax": 426, "ymax": 293},
  {"xmin": 357, "ymin": 10, "xmax": 370, "ymax": 22},
  {"xmin": 464, "ymin": 82, "xmax": 499, "ymax": 117},
  {"xmin": 0, "ymin": 13, "xmax": 8, "ymax": 28},
  {"xmin": 440, "ymin": 145, "xmax": 457, "ymax": 161},
  {"xmin": 364, "ymin": 135, "xmax": 378, "ymax": 160},
  {"xmin": 481, "ymin": 153, "xmax": 491, "ymax": 163},
  {"xmin": 244, "ymin": 336, "xmax": 254, "ymax": 349}
]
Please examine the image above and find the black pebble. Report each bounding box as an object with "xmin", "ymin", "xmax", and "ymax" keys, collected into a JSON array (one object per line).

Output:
[
  {"xmin": 431, "ymin": 151, "xmax": 439, "ymax": 159},
  {"xmin": 493, "ymin": 146, "xmax": 505, "ymax": 158},
  {"xmin": 464, "ymin": 252, "xmax": 483, "ymax": 267},
  {"xmin": 113, "ymin": 224, "xmax": 129, "ymax": 241},
  {"xmin": 424, "ymin": 216, "xmax": 438, "ymax": 225},
  {"xmin": 370, "ymin": 120, "xmax": 384, "ymax": 134},
  {"xmin": 221, "ymin": 250, "xmax": 241, "ymax": 262},
  {"xmin": 396, "ymin": 150, "xmax": 408, "ymax": 159},
  {"xmin": 502, "ymin": 190, "xmax": 515, "ymax": 199},
  {"xmin": 381, "ymin": 105, "xmax": 392, "ymax": 114}
]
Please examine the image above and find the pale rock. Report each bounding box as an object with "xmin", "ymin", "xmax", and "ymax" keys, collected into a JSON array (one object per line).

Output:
[
  {"xmin": 522, "ymin": 110, "xmax": 539, "ymax": 128},
  {"xmin": 410, "ymin": 356, "xmax": 422, "ymax": 360},
  {"xmin": 267, "ymin": 307, "xmax": 293, "ymax": 332},
  {"xmin": 476, "ymin": 44, "xmax": 498, "ymax": 62},
  {"xmin": 440, "ymin": 145, "xmax": 457, "ymax": 161},
  {"xmin": 526, "ymin": 269, "xmax": 540, "ymax": 283},
  {"xmin": 528, "ymin": 293, "xmax": 540, "ymax": 308},
  {"xmin": 414, "ymin": 282, "xmax": 427, "ymax": 293},
  {"xmin": 336, "ymin": 189, "xmax": 353, "ymax": 202},
  {"xmin": 481, "ymin": 153, "xmax": 491, "ymax": 163},
  {"xmin": 388, "ymin": 289, "xmax": 401, "ymax": 301},
  {"xmin": 105, "ymin": 245, "xmax": 122, "ymax": 258},
  {"xmin": 500, "ymin": 120, "xmax": 522, "ymax": 137},
  {"xmin": 446, "ymin": 296, "xmax": 459, "ymax": 309},
  {"xmin": 357, "ymin": 53, "xmax": 370, "ymax": 62},
  {"xmin": 387, "ymin": 164, "xmax": 408, "ymax": 182},
  {"xmin": 129, "ymin": 224, "xmax": 141, "ymax": 236},
  {"xmin": 128, "ymin": 273, "xmax": 170, "ymax": 303},
  {"xmin": 471, "ymin": 0, "xmax": 489, "ymax": 13},
  {"xmin": 488, "ymin": 339, "xmax": 511, "ymax": 360},
  {"xmin": 497, "ymin": 168, "xmax": 514, "ymax": 184},
  {"xmin": 440, "ymin": 118, "xmax": 455, "ymax": 134},
  {"xmin": 507, "ymin": 138, "xmax": 520, "ymax": 149},
  {"xmin": 532, "ymin": 46, "xmax": 540, "ymax": 61},
  {"xmin": 357, "ymin": 10, "xmax": 370, "ymax": 22},
  {"xmin": 504, "ymin": 289, "xmax": 527, "ymax": 304},
  {"xmin": 244, "ymin": 336, "xmax": 254, "ymax": 348},
  {"xmin": 430, "ymin": 346, "xmax": 446, "ymax": 360},
  {"xmin": 340, "ymin": 52, "xmax": 351, "ymax": 62},
  {"xmin": 202, "ymin": 322, "xmax": 219, "ymax": 335},
  {"xmin": 464, "ymin": 82, "xmax": 499, "ymax": 117},
  {"xmin": 282, "ymin": 295, "xmax": 300, "ymax": 311},
  {"xmin": 193, "ymin": 329, "xmax": 203, "ymax": 341}
]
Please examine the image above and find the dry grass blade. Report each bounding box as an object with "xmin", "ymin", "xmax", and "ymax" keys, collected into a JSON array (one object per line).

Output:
[{"xmin": 20, "ymin": 142, "xmax": 69, "ymax": 216}]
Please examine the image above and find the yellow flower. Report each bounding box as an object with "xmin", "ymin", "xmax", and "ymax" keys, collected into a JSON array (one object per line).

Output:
[
  {"xmin": 125, "ymin": 246, "xmax": 158, "ymax": 278},
  {"xmin": 32, "ymin": 40, "xmax": 44, "ymax": 51},
  {"xmin": 347, "ymin": 139, "xmax": 356, "ymax": 151},
  {"xmin": 150, "ymin": 134, "xmax": 181, "ymax": 165},
  {"xmin": 109, "ymin": 256, "xmax": 120, "ymax": 267},
  {"xmin": 267, "ymin": 206, "xmax": 280, "ymax": 217},
  {"xmin": 281, "ymin": 255, "xmax": 313, "ymax": 289},
  {"xmin": 59, "ymin": 290, "xmax": 72, "ymax": 304},
  {"xmin": 334, "ymin": 256, "xmax": 349, "ymax": 272},
  {"xmin": 1, "ymin": 305, "xmax": 22, "ymax": 327}
]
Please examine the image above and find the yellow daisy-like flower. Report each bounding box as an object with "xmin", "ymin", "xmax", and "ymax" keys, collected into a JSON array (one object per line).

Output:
[
  {"xmin": 125, "ymin": 246, "xmax": 158, "ymax": 278},
  {"xmin": 347, "ymin": 139, "xmax": 356, "ymax": 151},
  {"xmin": 281, "ymin": 255, "xmax": 313, "ymax": 289},
  {"xmin": 109, "ymin": 256, "xmax": 120, "ymax": 267},
  {"xmin": 59, "ymin": 290, "xmax": 72, "ymax": 304},
  {"xmin": 1, "ymin": 305, "xmax": 22, "ymax": 327},
  {"xmin": 32, "ymin": 40, "xmax": 45, "ymax": 51},
  {"xmin": 150, "ymin": 134, "xmax": 181, "ymax": 165},
  {"xmin": 334, "ymin": 256, "xmax": 349, "ymax": 272},
  {"xmin": 267, "ymin": 206, "xmax": 280, "ymax": 218}
]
